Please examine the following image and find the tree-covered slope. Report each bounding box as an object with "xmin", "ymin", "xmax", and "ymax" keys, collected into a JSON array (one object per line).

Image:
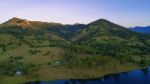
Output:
[{"xmin": 70, "ymin": 19, "xmax": 150, "ymax": 58}]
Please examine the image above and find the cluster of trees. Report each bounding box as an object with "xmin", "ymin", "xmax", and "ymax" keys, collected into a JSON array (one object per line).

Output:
[
  {"xmin": 48, "ymin": 40, "xmax": 69, "ymax": 48},
  {"xmin": 69, "ymin": 43, "xmax": 123, "ymax": 57},
  {"xmin": 0, "ymin": 60, "xmax": 30, "ymax": 76},
  {"xmin": 43, "ymin": 51, "xmax": 50, "ymax": 56},
  {"xmin": 0, "ymin": 56, "xmax": 40, "ymax": 76},
  {"xmin": 9, "ymin": 56, "xmax": 23, "ymax": 62},
  {"xmin": 139, "ymin": 56, "xmax": 150, "ymax": 67},
  {"xmin": 63, "ymin": 50, "xmax": 120, "ymax": 69},
  {"xmin": 0, "ymin": 44, "xmax": 6, "ymax": 52},
  {"xmin": 69, "ymin": 38, "xmax": 150, "ymax": 57},
  {"xmin": 62, "ymin": 41, "xmax": 150, "ymax": 69},
  {"xmin": 29, "ymin": 49, "xmax": 41, "ymax": 55}
]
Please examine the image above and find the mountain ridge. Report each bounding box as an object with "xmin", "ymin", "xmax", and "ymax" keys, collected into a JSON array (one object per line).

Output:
[
  {"xmin": 71, "ymin": 18, "xmax": 140, "ymax": 42},
  {"xmin": 129, "ymin": 26, "xmax": 150, "ymax": 34},
  {"xmin": 0, "ymin": 17, "xmax": 63, "ymax": 29}
]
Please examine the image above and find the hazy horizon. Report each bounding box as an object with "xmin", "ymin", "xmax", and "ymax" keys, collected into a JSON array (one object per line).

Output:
[{"xmin": 0, "ymin": 0, "xmax": 150, "ymax": 27}]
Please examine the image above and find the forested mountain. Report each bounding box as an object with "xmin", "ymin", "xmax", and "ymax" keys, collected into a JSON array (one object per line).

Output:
[
  {"xmin": 69, "ymin": 19, "xmax": 150, "ymax": 62},
  {"xmin": 0, "ymin": 18, "xmax": 150, "ymax": 84}
]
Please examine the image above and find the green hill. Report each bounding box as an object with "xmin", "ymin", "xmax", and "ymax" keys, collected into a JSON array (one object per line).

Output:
[{"xmin": 70, "ymin": 19, "xmax": 150, "ymax": 56}]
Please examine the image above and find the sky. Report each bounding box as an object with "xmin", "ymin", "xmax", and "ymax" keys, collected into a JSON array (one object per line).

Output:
[{"xmin": 0, "ymin": 0, "xmax": 150, "ymax": 27}]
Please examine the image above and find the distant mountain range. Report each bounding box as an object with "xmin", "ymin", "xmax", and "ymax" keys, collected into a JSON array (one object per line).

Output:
[{"xmin": 129, "ymin": 26, "xmax": 150, "ymax": 34}]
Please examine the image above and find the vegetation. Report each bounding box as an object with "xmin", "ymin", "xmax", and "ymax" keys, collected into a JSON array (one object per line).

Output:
[{"xmin": 0, "ymin": 18, "xmax": 149, "ymax": 84}]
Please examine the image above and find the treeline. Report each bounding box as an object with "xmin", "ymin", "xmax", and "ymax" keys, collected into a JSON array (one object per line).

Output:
[
  {"xmin": 62, "ymin": 43, "xmax": 150, "ymax": 69},
  {"xmin": 0, "ymin": 56, "xmax": 40, "ymax": 76}
]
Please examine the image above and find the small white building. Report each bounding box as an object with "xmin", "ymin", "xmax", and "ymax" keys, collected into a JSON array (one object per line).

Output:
[
  {"xmin": 55, "ymin": 61, "xmax": 62, "ymax": 65},
  {"xmin": 16, "ymin": 71, "xmax": 22, "ymax": 75}
]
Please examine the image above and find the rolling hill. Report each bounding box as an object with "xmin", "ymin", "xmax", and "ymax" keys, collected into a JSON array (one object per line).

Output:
[{"xmin": 70, "ymin": 19, "xmax": 150, "ymax": 57}]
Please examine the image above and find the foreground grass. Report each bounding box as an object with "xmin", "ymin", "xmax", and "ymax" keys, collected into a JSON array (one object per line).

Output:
[{"xmin": 0, "ymin": 64, "xmax": 140, "ymax": 84}]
